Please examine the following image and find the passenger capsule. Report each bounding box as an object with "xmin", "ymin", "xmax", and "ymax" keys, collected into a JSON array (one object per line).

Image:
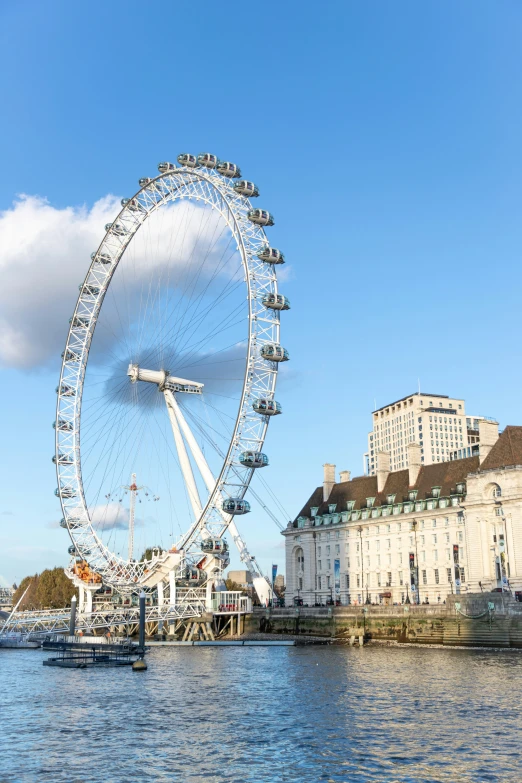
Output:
[
  {"xmin": 257, "ymin": 246, "xmax": 284, "ymax": 264},
  {"xmin": 157, "ymin": 161, "xmax": 176, "ymax": 173},
  {"xmin": 239, "ymin": 451, "xmax": 269, "ymax": 468},
  {"xmin": 60, "ymin": 518, "xmax": 68, "ymax": 528},
  {"xmin": 177, "ymin": 566, "xmax": 205, "ymax": 586},
  {"xmin": 79, "ymin": 284, "xmax": 100, "ymax": 297},
  {"xmin": 177, "ymin": 153, "xmax": 198, "ymax": 168},
  {"xmin": 222, "ymin": 498, "xmax": 251, "ymax": 515},
  {"xmin": 61, "ymin": 348, "xmax": 81, "ymax": 362},
  {"xmin": 197, "ymin": 152, "xmax": 218, "ymax": 169},
  {"xmin": 247, "ymin": 209, "xmax": 274, "ymax": 227},
  {"xmin": 55, "ymin": 486, "xmax": 76, "ymax": 499},
  {"xmin": 55, "ymin": 384, "xmax": 75, "ymax": 396},
  {"xmin": 262, "ymin": 293, "xmax": 290, "ymax": 311},
  {"xmin": 139, "ymin": 177, "xmax": 152, "ymax": 187},
  {"xmin": 260, "ymin": 343, "xmax": 289, "ymax": 362},
  {"xmin": 121, "ymin": 197, "xmax": 144, "ymax": 212},
  {"xmin": 105, "ymin": 222, "xmax": 127, "ymax": 236},
  {"xmin": 65, "ymin": 518, "xmax": 81, "ymax": 529},
  {"xmin": 52, "ymin": 452, "xmax": 74, "ymax": 464},
  {"xmin": 53, "ymin": 419, "xmax": 73, "ymax": 431},
  {"xmin": 69, "ymin": 315, "xmax": 89, "ymax": 329},
  {"xmin": 252, "ymin": 398, "xmax": 282, "ymax": 416},
  {"xmin": 216, "ymin": 161, "xmax": 241, "ymax": 178},
  {"xmin": 234, "ymin": 180, "xmax": 259, "ymax": 197},
  {"xmin": 67, "ymin": 544, "xmax": 77, "ymax": 555},
  {"xmin": 201, "ymin": 537, "xmax": 228, "ymax": 554},
  {"xmin": 91, "ymin": 251, "xmax": 112, "ymax": 265}
]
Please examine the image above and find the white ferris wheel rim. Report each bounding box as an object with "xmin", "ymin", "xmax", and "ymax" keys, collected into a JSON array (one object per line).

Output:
[{"xmin": 54, "ymin": 163, "xmax": 284, "ymax": 588}]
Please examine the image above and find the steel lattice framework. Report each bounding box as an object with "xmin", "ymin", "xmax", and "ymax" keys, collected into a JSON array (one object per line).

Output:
[{"xmin": 55, "ymin": 162, "xmax": 285, "ymax": 589}]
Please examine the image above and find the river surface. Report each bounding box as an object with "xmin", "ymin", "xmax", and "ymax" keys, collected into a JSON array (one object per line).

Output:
[{"xmin": 0, "ymin": 644, "xmax": 521, "ymax": 783}]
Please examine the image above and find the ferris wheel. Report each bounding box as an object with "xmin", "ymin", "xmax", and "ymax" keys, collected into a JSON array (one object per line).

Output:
[{"xmin": 54, "ymin": 152, "xmax": 289, "ymax": 600}]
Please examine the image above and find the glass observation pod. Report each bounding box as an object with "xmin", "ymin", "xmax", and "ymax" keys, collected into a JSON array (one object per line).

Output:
[
  {"xmin": 247, "ymin": 209, "xmax": 274, "ymax": 227},
  {"xmin": 53, "ymin": 419, "xmax": 73, "ymax": 431},
  {"xmin": 121, "ymin": 197, "xmax": 144, "ymax": 212},
  {"xmin": 52, "ymin": 453, "xmax": 74, "ymax": 464},
  {"xmin": 91, "ymin": 251, "xmax": 112, "ymax": 265},
  {"xmin": 56, "ymin": 383, "xmax": 75, "ymax": 396},
  {"xmin": 260, "ymin": 343, "xmax": 289, "ymax": 362},
  {"xmin": 201, "ymin": 537, "xmax": 229, "ymax": 554},
  {"xmin": 68, "ymin": 544, "xmax": 90, "ymax": 556},
  {"xmin": 70, "ymin": 315, "xmax": 89, "ymax": 328},
  {"xmin": 216, "ymin": 161, "xmax": 241, "ymax": 178},
  {"xmin": 197, "ymin": 152, "xmax": 218, "ymax": 169},
  {"xmin": 104, "ymin": 222, "xmax": 127, "ymax": 237},
  {"xmin": 55, "ymin": 486, "xmax": 76, "ymax": 498},
  {"xmin": 61, "ymin": 348, "xmax": 81, "ymax": 362},
  {"xmin": 239, "ymin": 451, "xmax": 269, "ymax": 468},
  {"xmin": 79, "ymin": 284, "xmax": 100, "ymax": 297},
  {"xmin": 157, "ymin": 161, "xmax": 176, "ymax": 173},
  {"xmin": 257, "ymin": 246, "xmax": 284, "ymax": 264},
  {"xmin": 139, "ymin": 177, "xmax": 152, "ymax": 187},
  {"xmin": 177, "ymin": 153, "xmax": 198, "ymax": 168},
  {"xmin": 222, "ymin": 498, "xmax": 251, "ymax": 515},
  {"xmin": 177, "ymin": 567, "xmax": 205, "ymax": 585},
  {"xmin": 252, "ymin": 398, "xmax": 282, "ymax": 416},
  {"xmin": 233, "ymin": 180, "xmax": 259, "ymax": 197},
  {"xmin": 262, "ymin": 293, "xmax": 290, "ymax": 311}
]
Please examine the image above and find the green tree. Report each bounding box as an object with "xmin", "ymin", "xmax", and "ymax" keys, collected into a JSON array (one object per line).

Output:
[{"xmin": 12, "ymin": 568, "xmax": 77, "ymax": 610}]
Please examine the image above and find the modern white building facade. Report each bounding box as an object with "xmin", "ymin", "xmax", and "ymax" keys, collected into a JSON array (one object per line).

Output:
[
  {"xmin": 284, "ymin": 420, "xmax": 522, "ymax": 606},
  {"xmin": 364, "ymin": 392, "xmax": 487, "ymax": 476}
]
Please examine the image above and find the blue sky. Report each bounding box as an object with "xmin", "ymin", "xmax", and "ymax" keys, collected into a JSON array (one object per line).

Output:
[{"xmin": 1, "ymin": 1, "xmax": 522, "ymax": 586}]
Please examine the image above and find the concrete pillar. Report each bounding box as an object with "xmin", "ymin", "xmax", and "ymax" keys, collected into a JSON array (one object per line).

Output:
[
  {"xmin": 376, "ymin": 452, "xmax": 390, "ymax": 493},
  {"xmin": 169, "ymin": 569, "xmax": 176, "ymax": 606},
  {"xmin": 157, "ymin": 580, "xmax": 164, "ymax": 606},
  {"xmin": 407, "ymin": 443, "xmax": 422, "ymax": 486},
  {"xmin": 323, "ymin": 464, "xmax": 336, "ymax": 502}
]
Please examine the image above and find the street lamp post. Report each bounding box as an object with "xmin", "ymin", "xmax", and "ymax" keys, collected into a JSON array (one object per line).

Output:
[{"xmin": 412, "ymin": 518, "xmax": 421, "ymax": 605}]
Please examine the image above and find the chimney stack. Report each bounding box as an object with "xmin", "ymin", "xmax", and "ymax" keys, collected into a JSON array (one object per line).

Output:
[
  {"xmin": 339, "ymin": 470, "xmax": 351, "ymax": 483},
  {"xmin": 407, "ymin": 442, "xmax": 422, "ymax": 486},
  {"xmin": 479, "ymin": 419, "xmax": 499, "ymax": 463},
  {"xmin": 323, "ymin": 463, "xmax": 336, "ymax": 502},
  {"xmin": 376, "ymin": 452, "xmax": 390, "ymax": 493}
]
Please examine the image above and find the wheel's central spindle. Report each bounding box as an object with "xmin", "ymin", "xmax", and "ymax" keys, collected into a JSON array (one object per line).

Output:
[{"xmin": 127, "ymin": 364, "xmax": 204, "ymax": 395}]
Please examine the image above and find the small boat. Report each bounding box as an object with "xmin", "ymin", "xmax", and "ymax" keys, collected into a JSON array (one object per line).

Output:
[{"xmin": 0, "ymin": 633, "xmax": 40, "ymax": 649}]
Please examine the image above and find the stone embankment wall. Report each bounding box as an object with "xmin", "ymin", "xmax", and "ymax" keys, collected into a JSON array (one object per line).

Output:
[{"xmin": 244, "ymin": 593, "xmax": 522, "ymax": 648}]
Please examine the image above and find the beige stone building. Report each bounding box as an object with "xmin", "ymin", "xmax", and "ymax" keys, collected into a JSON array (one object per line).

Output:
[
  {"xmin": 284, "ymin": 421, "xmax": 522, "ymax": 606},
  {"xmin": 364, "ymin": 392, "xmax": 487, "ymax": 476}
]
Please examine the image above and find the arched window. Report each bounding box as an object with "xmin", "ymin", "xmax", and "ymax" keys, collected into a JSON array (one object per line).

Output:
[{"xmin": 492, "ymin": 485, "xmax": 502, "ymax": 498}]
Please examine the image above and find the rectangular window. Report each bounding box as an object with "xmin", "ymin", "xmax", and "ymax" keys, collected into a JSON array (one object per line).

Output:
[
  {"xmin": 434, "ymin": 569, "xmax": 439, "ymax": 584},
  {"xmin": 387, "ymin": 572, "xmax": 392, "ymax": 586},
  {"xmin": 345, "ymin": 574, "xmax": 350, "ymax": 588},
  {"xmin": 399, "ymin": 571, "xmax": 403, "ymax": 585},
  {"xmin": 356, "ymin": 574, "xmax": 360, "ymax": 587},
  {"xmin": 327, "ymin": 576, "xmax": 331, "ymax": 588},
  {"xmin": 447, "ymin": 568, "xmax": 452, "ymax": 583},
  {"xmin": 422, "ymin": 570, "xmax": 427, "ymax": 585},
  {"xmin": 460, "ymin": 568, "xmax": 465, "ymax": 582},
  {"xmin": 377, "ymin": 573, "xmax": 381, "ymax": 587},
  {"xmin": 318, "ymin": 560, "xmax": 322, "ymax": 571}
]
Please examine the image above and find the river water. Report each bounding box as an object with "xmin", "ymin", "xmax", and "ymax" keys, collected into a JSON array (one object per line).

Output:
[{"xmin": 0, "ymin": 644, "xmax": 521, "ymax": 783}]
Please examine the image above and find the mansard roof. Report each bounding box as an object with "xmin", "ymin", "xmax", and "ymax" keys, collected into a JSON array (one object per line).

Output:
[
  {"xmin": 294, "ymin": 427, "xmax": 522, "ymax": 523},
  {"xmin": 480, "ymin": 426, "xmax": 522, "ymax": 471},
  {"xmin": 295, "ymin": 457, "xmax": 479, "ymax": 521}
]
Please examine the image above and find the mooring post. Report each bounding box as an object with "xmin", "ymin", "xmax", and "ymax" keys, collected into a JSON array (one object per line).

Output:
[
  {"xmin": 138, "ymin": 591, "xmax": 146, "ymax": 651},
  {"xmin": 69, "ymin": 594, "xmax": 77, "ymax": 639}
]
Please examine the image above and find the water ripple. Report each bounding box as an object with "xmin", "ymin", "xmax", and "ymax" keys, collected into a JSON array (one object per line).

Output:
[{"xmin": 0, "ymin": 646, "xmax": 521, "ymax": 782}]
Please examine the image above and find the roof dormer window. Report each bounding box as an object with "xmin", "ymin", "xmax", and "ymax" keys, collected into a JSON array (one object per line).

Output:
[
  {"xmin": 310, "ymin": 506, "xmax": 319, "ymax": 517},
  {"xmin": 347, "ymin": 500, "xmax": 355, "ymax": 512},
  {"xmin": 386, "ymin": 494, "xmax": 396, "ymax": 505},
  {"xmin": 456, "ymin": 483, "xmax": 465, "ymax": 494},
  {"xmin": 408, "ymin": 490, "xmax": 418, "ymax": 502},
  {"xmin": 366, "ymin": 497, "xmax": 375, "ymax": 508},
  {"xmin": 328, "ymin": 504, "xmax": 337, "ymax": 514},
  {"xmin": 432, "ymin": 487, "xmax": 441, "ymax": 498}
]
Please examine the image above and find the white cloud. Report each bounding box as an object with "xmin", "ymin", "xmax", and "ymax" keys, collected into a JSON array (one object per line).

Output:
[
  {"xmin": 90, "ymin": 502, "xmax": 147, "ymax": 533},
  {"xmin": 0, "ymin": 194, "xmax": 120, "ymax": 368},
  {"xmin": 0, "ymin": 194, "xmax": 240, "ymax": 370}
]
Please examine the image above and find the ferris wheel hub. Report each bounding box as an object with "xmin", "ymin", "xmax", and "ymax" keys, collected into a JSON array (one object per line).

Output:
[{"xmin": 127, "ymin": 364, "xmax": 204, "ymax": 394}]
